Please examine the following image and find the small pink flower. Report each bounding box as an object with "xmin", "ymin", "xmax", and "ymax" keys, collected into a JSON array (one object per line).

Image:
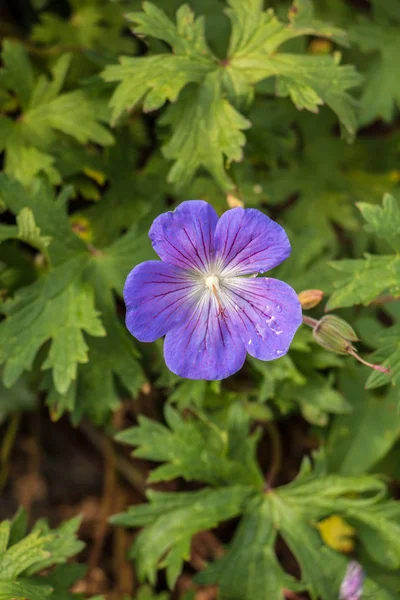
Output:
[{"xmin": 340, "ymin": 561, "xmax": 364, "ymax": 600}]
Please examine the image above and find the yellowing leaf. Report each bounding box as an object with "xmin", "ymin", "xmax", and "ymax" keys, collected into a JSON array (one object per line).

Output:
[
  {"xmin": 316, "ymin": 515, "xmax": 356, "ymax": 553},
  {"xmin": 70, "ymin": 214, "xmax": 94, "ymax": 243},
  {"xmin": 83, "ymin": 167, "xmax": 106, "ymax": 186}
]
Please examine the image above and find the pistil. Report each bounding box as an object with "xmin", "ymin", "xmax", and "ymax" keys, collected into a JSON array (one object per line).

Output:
[{"xmin": 204, "ymin": 275, "xmax": 227, "ymax": 318}]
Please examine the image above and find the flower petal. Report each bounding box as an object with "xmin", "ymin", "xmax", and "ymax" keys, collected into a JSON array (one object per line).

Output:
[
  {"xmin": 163, "ymin": 293, "xmax": 246, "ymax": 380},
  {"xmin": 124, "ymin": 260, "xmax": 201, "ymax": 342},
  {"xmin": 149, "ymin": 200, "xmax": 219, "ymax": 272},
  {"xmin": 214, "ymin": 207, "xmax": 291, "ymax": 276},
  {"xmin": 221, "ymin": 277, "xmax": 302, "ymax": 360}
]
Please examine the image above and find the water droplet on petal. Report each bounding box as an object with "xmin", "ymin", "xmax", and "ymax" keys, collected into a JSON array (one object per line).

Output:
[
  {"xmin": 266, "ymin": 315, "xmax": 277, "ymax": 330},
  {"xmin": 276, "ymin": 349, "xmax": 284, "ymax": 356},
  {"xmin": 234, "ymin": 304, "xmax": 239, "ymax": 310},
  {"xmin": 248, "ymin": 339, "xmax": 252, "ymax": 345},
  {"xmin": 276, "ymin": 304, "xmax": 282, "ymax": 313},
  {"xmin": 259, "ymin": 269, "xmax": 264, "ymax": 274},
  {"xmin": 266, "ymin": 315, "xmax": 283, "ymax": 334}
]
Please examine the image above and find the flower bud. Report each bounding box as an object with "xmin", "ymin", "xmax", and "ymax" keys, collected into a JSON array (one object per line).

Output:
[
  {"xmin": 226, "ymin": 193, "xmax": 244, "ymax": 208},
  {"xmin": 298, "ymin": 289, "xmax": 324, "ymax": 310},
  {"xmin": 313, "ymin": 315, "xmax": 358, "ymax": 355}
]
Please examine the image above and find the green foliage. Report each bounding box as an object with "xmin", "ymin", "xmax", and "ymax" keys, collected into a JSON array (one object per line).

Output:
[
  {"xmin": 328, "ymin": 194, "xmax": 400, "ymax": 310},
  {"xmin": 133, "ymin": 588, "xmax": 171, "ymax": 600},
  {"xmin": 161, "ymin": 77, "xmax": 251, "ymax": 192},
  {"xmin": 113, "ymin": 486, "xmax": 253, "ymax": 589},
  {"xmin": 114, "ymin": 406, "xmax": 400, "ymax": 599},
  {"xmin": 351, "ymin": 0, "xmax": 400, "ymax": 125},
  {"xmin": 31, "ymin": 0, "xmax": 136, "ymax": 57},
  {"xmin": 0, "ymin": 175, "xmax": 148, "ymax": 422},
  {"xmin": 0, "ymin": 373, "xmax": 36, "ymax": 422},
  {"xmin": 327, "ymin": 194, "xmax": 400, "ymax": 388},
  {"xmin": 1, "ymin": 1, "xmax": 400, "ymax": 598},
  {"xmin": 326, "ymin": 367, "xmax": 400, "ymax": 474},
  {"xmin": 365, "ymin": 326, "xmax": 400, "ymax": 390},
  {"xmin": 0, "ymin": 41, "xmax": 113, "ymax": 185},
  {"xmin": 358, "ymin": 193, "xmax": 400, "ymax": 252},
  {"xmin": 0, "ymin": 509, "xmax": 98, "ymax": 600},
  {"xmin": 328, "ymin": 254, "xmax": 400, "ymax": 309},
  {"xmin": 196, "ymin": 497, "xmax": 303, "ymax": 600},
  {"xmin": 103, "ymin": 0, "xmax": 361, "ymax": 190},
  {"xmin": 116, "ymin": 404, "xmax": 264, "ymax": 487}
]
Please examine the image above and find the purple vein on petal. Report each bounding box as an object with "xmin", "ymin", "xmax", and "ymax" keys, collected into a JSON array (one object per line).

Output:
[
  {"xmin": 221, "ymin": 283, "xmax": 272, "ymax": 320},
  {"xmin": 222, "ymin": 241, "xmax": 276, "ymax": 275},
  {"xmin": 183, "ymin": 226, "xmax": 208, "ymax": 272},
  {"xmin": 164, "ymin": 238, "xmax": 203, "ymax": 272}
]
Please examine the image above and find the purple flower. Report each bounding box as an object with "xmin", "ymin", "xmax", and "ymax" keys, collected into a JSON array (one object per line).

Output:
[
  {"xmin": 339, "ymin": 561, "xmax": 365, "ymax": 600},
  {"xmin": 124, "ymin": 201, "xmax": 302, "ymax": 380}
]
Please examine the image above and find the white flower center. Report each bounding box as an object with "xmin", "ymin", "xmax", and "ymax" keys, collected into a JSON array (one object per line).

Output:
[{"xmin": 204, "ymin": 274, "xmax": 220, "ymax": 291}]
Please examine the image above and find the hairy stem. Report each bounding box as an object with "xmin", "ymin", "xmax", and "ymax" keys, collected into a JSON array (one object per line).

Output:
[
  {"xmin": 302, "ymin": 315, "xmax": 318, "ymax": 328},
  {"xmin": 347, "ymin": 348, "xmax": 391, "ymax": 376}
]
